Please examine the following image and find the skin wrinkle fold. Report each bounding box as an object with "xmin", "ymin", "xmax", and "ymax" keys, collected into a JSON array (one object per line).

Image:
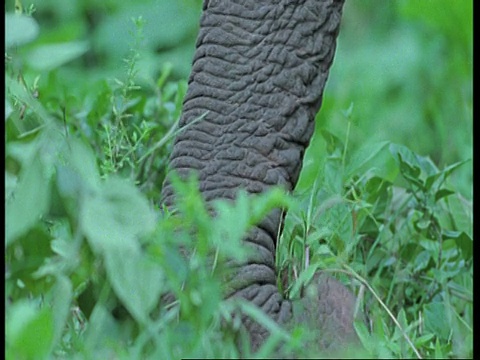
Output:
[
  {"xmin": 244, "ymin": 235, "xmax": 274, "ymax": 256},
  {"xmin": 161, "ymin": 0, "xmax": 346, "ymax": 351}
]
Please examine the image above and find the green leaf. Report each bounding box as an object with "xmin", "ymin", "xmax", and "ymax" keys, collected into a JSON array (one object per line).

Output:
[
  {"xmin": 371, "ymin": 315, "xmax": 387, "ymax": 340},
  {"xmin": 104, "ymin": 246, "xmax": 164, "ymax": 324},
  {"xmin": 419, "ymin": 238, "xmax": 440, "ymax": 255},
  {"xmin": 389, "ymin": 143, "xmax": 439, "ymax": 189},
  {"xmin": 346, "ymin": 140, "xmax": 390, "ymax": 179},
  {"xmin": 435, "ymin": 188, "xmax": 455, "ymax": 202},
  {"xmin": 354, "ymin": 317, "xmax": 372, "ymax": 349},
  {"xmin": 445, "ymin": 194, "xmax": 472, "ymax": 237},
  {"xmin": 363, "ymin": 176, "xmax": 392, "ymax": 216},
  {"xmin": 6, "ymin": 300, "xmax": 54, "ymax": 359},
  {"xmin": 395, "ymin": 307, "xmax": 408, "ymax": 337},
  {"xmin": 80, "ymin": 176, "xmax": 156, "ymax": 254},
  {"xmin": 83, "ymin": 304, "xmax": 123, "ymax": 352},
  {"xmin": 444, "ymin": 231, "xmax": 472, "ymax": 260},
  {"xmin": 5, "ymin": 99, "xmax": 13, "ymax": 120},
  {"xmin": 5, "ymin": 76, "xmax": 54, "ymax": 125},
  {"xmin": 414, "ymin": 333, "xmax": 435, "ymax": 347},
  {"xmin": 211, "ymin": 195, "xmax": 250, "ymax": 261},
  {"xmin": 173, "ymin": 80, "xmax": 188, "ymax": 121},
  {"xmin": 424, "ymin": 302, "xmax": 450, "ymax": 340},
  {"xmin": 50, "ymin": 275, "xmax": 73, "ymax": 348},
  {"xmin": 5, "ymin": 147, "xmax": 52, "ymax": 245},
  {"xmin": 213, "ymin": 192, "xmax": 251, "ymax": 241},
  {"xmin": 424, "ymin": 172, "xmax": 442, "ymax": 193},
  {"xmin": 324, "ymin": 156, "xmax": 344, "ymax": 194},
  {"xmin": 288, "ymin": 263, "xmax": 321, "ymax": 299},
  {"xmin": 425, "ymin": 159, "xmax": 469, "ymax": 192},
  {"xmin": 390, "ymin": 144, "xmax": 423, "ymax": 187},
  {"xmin": 157, "ymin": 62, "xmax": 173, "ymax": 89},
  {"xmin": 5, "ymin": 13, "xmax": 39, "ymax": 48},
  {"xmin": 321, "ymin": 129, "xmax": 344, "ymax": 156},
  {"xmin": 7, "ymin": 225, "xmax": 53, "ymax": 296},
  {"xmin": 440, "ymin": 159, "xmax": 470, "ymax": 179},
  {"xmin": 66, "ymin": 139, "xmax": 101, "ymax": 191},
  {"xmin": 341, "ymin": 101, "xmax": 355, "ymax": 119},
  {"xmin": 26, "ymin": 41, "xmax": 89, "ymax": 71},
  {"xmin": 413, "ymin": 250, "xmax": 431, "ymax": 272}
]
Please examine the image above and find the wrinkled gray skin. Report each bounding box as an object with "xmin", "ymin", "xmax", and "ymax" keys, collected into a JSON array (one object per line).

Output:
[{"xmin": 161, "ymin": 0, "xmax": 357, "ymax": 352}]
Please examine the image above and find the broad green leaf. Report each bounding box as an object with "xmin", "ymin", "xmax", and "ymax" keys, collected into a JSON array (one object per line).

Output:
[
  {"xmin": 413, "ymin": 250, "xmax": 431, "ymax": 272},
  {"xmin": 364, "ymin": 176, "xmax": 392, "ymax": 216},
  {"xmin": 80, "ymin": 176, "xmax": 156, "ymax": 254},
  {"xmin": 320, "ymin": 201, "xmax": 352, "ymax": 251},
  {"xmin": 5, "ymin": 172, "xmax": 17, "ymax": 202},
  {"xmin": 81, "ymin": 191, "xmax": 135, "ymax": 254},
  {"xmin": 5, "ymin": 99, "xmax": 13, "ymax": 120},
  {"xmin": 26, "ymin": 41, "xmax": 89, "ymax": 71},
  {"xmin": 456, "ymin": 232, "xmax": 473, "ymax": 260},
  {"xmin": 104, "ymin": 246, "xmax": 163, "ymax": 325},
  {"xmin": 435, "ymin": 188, "xmax": 455, "ymax": 202},
  {"xmin": 424, "ymin": 172, "xmax": 442, "ymax": 193},
  {"xmin": 425, "ymin": 159, "xmax": 469, "ymax": 192},
  {"xmin": 6, "ymin": 300, "xmax": 54, "ymax": 359},
  {"xmin": 5, "ymin": 76, "xmax": 54, "ymax": 125},
  {"xmin": 424, "ymin": 302, "xmax": 450, "ymax": 340},
  {"xmin": 416, "ymin": 155, "xmax": 438, "ymax": 177},
  {"xmin": 211, "ymin": 195, "xmax": 250, "ymax": 261},
  {"xmin": 445, "ymin": 194, "xmax": 472, "ymax": 237},
  {"xmin": 372, "ymin": 315, "xmax": 387, "ymax": 340},
  {"xmin": 443, "ymin": 231, "xmax": 472, "ymax": 260},
  {"xmin": 5, "ymin": 148, "xmax": 51, "ymax": 245},
  {"xmin": 324, "ymin": 156, "xmax": 343, "ymax": 194},
  {"xmin": 354, "ymin": 317, "xmax": 371, "ymax": 348},
  {"xmin": 5, "ymin": 13, "xmax": 39, "ymax": 48},
  {"xmin": 390, "ymin": 143, "xmax": 439, "ymax": 189},
  {"xmin": 157, "ymin": 62, "xmax": 173, "ymax": 89},
  {"xmin": 83, "ymin": 304, "xmax": 122, "ymax": 352},
  {"xmin": 213, "ymin": 192, "xmax": 251, "ymax": 241},
  {"xmin": 321, "ymin": 129, "xmax": 344, "ymax": 156},
  {"xmin": 288, "ymin": 263, "xmax": 321, "ymax": 299},
  {"xmin": 66, "ymin": 139, "xmax": 101, "ymax": 191},
  {"xmin": 414, "ymin": 333, "xmax": 435, "ymax": 347},
  {"xmin": 50, "ymin": 275, "xmax": 73, "ymax": 349},
  {"xmin": 440, "ymin": 159, "xmax": 470, "ymax": 180},
  {"xmin": 390, "ymin": 144, "xmax": 422, "ymax": 188},
  {"xmin": 56, "ymin": 164, "xmax": 84, "ymax": 201},
  {"xmin": 419, "ymin": 238, "xmax": 440, "ymax": 255},
  {"xmin": 346, "ymin": 140, "xmax": 390, "ymax": 179},
  {"xmin": 435, "ymin": 337, "xmax": 445, "ymax": 358},
  {"xmin": 394, "ymin": 308, "xmax": 408, "ymax": 339},
  {"xmin": 7, "ymin": 225, "xmax": 53, "ymax": 296}
]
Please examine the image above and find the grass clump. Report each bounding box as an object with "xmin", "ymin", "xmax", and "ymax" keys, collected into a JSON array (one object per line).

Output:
[{"xmin": 5, "ymin": 1, "xmax": 472, "ymax": 359}]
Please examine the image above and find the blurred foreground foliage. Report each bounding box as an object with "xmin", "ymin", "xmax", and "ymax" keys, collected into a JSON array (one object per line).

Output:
[{"xmin": 5, "ymin": 0, "xmax": 472, "ymax": 358}]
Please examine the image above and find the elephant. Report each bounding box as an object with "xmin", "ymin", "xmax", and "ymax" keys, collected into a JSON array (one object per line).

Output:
[{"xmin": 161, "ymin": 0, "xmax": 361, "ymax": 353}]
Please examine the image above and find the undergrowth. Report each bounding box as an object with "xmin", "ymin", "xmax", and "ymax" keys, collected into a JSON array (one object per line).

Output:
[
  {"xmin": 279, "ymin": 123, "xmax": 473, "ymax": 358},
  {"xmin": 5, "ymin": 2, "xmax": 472, "ymax": 359}
]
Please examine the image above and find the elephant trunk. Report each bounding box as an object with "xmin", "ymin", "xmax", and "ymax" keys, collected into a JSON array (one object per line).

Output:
[{"xmin": 161, "ymin": 0, "xmax": 345, "ymax": 351}]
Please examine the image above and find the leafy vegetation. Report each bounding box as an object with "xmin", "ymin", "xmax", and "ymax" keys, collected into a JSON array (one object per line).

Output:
[{"xmin": 5, "ymin": 0, "xmax": 472, "ymax": 359}]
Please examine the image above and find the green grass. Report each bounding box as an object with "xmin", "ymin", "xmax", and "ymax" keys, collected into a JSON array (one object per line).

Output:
[{"xmin": 5, "ymin": 0, "xmax": 472, "ymax": 358}]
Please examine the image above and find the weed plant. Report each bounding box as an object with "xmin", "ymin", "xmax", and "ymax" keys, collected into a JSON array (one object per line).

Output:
[{"xmin": 5, "ymin": 1, "xmax": 472, "ymax": 359}]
